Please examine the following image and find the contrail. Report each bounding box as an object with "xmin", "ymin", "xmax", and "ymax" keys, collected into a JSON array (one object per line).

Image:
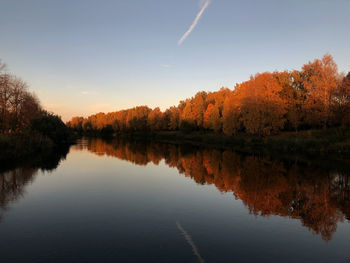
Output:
[
  {"xmin": 178, "ymin": 0, "xmax": 210, "ymax": 45},
  {"xmin": 176, "ymin": 221, "xmax": 205, "ymax": 263}
]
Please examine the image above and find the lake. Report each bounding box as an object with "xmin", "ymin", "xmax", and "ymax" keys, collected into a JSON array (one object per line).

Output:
[{"xmin": 1, "ymin": 138, "xmax": 350, "ymax": 262}]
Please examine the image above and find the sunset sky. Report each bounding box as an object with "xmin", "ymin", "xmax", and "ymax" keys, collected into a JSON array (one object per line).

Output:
[{"xmin": 1, "ymin": 0, "xmax": 349, "ymax": 121}]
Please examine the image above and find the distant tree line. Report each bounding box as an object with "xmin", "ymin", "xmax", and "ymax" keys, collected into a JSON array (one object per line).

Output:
[{"xmin": 67, "ymin": 54, "xmax": 350, "ymax": 136}]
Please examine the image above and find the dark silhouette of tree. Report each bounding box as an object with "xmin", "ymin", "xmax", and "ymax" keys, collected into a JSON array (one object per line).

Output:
[
  {"xmin": 0, "ymin": 73, "xmax": 42, "ymax": 133},
  {"xmin": 31, "ymin": 113, "xmax": 71, "ymax": 144},
  {"xmin": 332, "ymin": 72, "xmax": 350, "ymax": 126}
]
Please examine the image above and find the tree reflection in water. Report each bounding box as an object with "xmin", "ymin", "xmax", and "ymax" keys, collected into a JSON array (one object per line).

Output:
[
  {"xmin": 0, "ymin": 146, "xmax": 69, "ymax": 223},
  {"xmin": 73, "ymin": 138, "xmax": 350, "ymax": 242},
  {"xmin": 1, "ymin": 139, "xmax": 349, "ymax": 242}
]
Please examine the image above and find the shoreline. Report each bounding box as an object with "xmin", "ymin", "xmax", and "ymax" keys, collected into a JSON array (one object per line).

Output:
[
  {"xmin": 0, "ymin": 133, "xmax": 74, "ymax": 164},
  {"xmin": 103, "ymin": 128, "xmax": 350, "ymax": 156},
  {"xmin": 3, "ymin": 127, "xmax": 350, "ymax": 167}
]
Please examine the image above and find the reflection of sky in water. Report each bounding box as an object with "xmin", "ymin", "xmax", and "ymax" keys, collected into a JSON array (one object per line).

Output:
[{"xmin": 0, "ymin": 138, "xmax": 350, "ymax": 262}]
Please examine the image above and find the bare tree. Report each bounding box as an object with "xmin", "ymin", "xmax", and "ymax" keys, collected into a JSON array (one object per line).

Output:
[
  {"xmin": 0, "ymin": 74, "xmax": 12, "ymax": 132},
  {"xmin": 0, "ymin": 70, "xmax": 42, "ymax": 133},
  {"xmin": 9, "ymin": 77, "xmax": 28, "ymax": 130}
]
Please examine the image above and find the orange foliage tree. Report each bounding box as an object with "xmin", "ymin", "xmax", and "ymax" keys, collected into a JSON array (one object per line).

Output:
[
  {"xmin": 332, "ymin": 72, "xmax": 350, "ymax": 126},
  {"xmin": 238, "ymin": 72, "xmax": 286, "ymax": 136},
  {"xmin": 148, "ymin": 107, "xmax": 164, "ymax": 131},
  {"xmin": 222, "ymin": 90, "xmax": 241, "ymax": 135},
  {"xmin": 302, "ymin": 54, "xmax": 340, "ymax": 127}
]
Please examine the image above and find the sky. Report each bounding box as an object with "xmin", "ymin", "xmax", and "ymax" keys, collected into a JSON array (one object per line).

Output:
[{"xmin": 1, "ymin": 0, "xmax": 349, "ymax": 121}]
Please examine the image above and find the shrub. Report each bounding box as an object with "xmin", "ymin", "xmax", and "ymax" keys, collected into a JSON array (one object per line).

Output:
[{"xmin": 31, "ymin": 113, "xmax": 71, "ymax": 144}]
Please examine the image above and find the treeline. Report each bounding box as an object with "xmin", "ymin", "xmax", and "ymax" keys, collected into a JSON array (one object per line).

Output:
[
  {"xmin": 0, "ymin": 60, "xmax": 73, "ymax": 161},
  {"xmin": 68, "ymin": 54, "xmax": 350, "ymax": 136},
  {"xmin": 78, "ymin": 138, "xmax": 350, "ymax": 241}
]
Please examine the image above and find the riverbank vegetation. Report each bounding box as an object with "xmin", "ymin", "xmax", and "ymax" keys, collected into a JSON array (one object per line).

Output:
[
  {"xmin": 67, "ymin": 54, "xmax": 350, "ymax": 152},
  {"xmin": 113, "ymin": 128, "xmax": 350, "ymax": 156},
  {"xmin": 0, "ymin": 60, "xmax": 74, "ymax": 162}
]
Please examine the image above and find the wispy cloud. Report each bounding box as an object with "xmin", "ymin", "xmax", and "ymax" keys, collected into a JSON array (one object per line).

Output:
[
  {"xmin": 80, "ymin": 91, "xmax": 98, "ymax": 95},
  {"xmin": 178, "ymin": 0, "xmax": 210, "ymax": 45},
  {"xmin": 160, "ymin": 64, "xmax": 171, "ymax": 68}
]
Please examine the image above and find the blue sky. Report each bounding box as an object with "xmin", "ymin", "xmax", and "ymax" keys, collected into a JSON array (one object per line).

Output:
[{"xmin": 1, "ymin": 0, "xmax": 349, "ymax": 121}]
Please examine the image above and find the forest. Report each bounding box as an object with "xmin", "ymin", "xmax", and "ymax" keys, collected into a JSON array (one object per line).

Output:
[
  {"xmin": 67, "ymin": 54, "xmax": 350, "ymax": 137},
  {"xmin": 0, "ymin": 60, "xmax": 73, "ymax": 161}
]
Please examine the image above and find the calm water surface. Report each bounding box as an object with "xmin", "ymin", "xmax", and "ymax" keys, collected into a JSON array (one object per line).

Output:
[{"xmin": 1, "ymin": 138, "xmax": 350, "ymax": 262}]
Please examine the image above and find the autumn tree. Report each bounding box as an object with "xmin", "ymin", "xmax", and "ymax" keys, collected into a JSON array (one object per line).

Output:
[
  {"xmin": 67, "ymin": 116, "xmax": 84, "ymax": 132},
  {"xmin": 126, "ymin": 106, "xmax": 151, "ymax": 131},
  {"xmin": 206, "ymin": 87, "xmax": 231, "ymax": 114},
  {"xmin": 302, "ymin": 54, "xmax": 340, "ymax": 127},
  {"xmin": 273, "ymin": 70, "xmax": 306, "ymax": 132},
  {"xmin": 203, "ymin": 103, "xmax": 221, "ymax": 132},
  {"xmin": 239, "ymin": 72, "xmax": 286, "ymax": 136},
  {"xmin": 148, "ymin": 107, "xmax": 164, "ymax": 131},
  {"xmin": 165, "ymin": 106, "xmax": 180, "ymax": 130},
  {"xmin": 331, "ymin": 72, "xmax": 350, "ymax": 126},
  {"xmin": 180, "ymin": 99, "xmax": 195, "ymax": 126},
  {"xmin": 203, "ymin": 103, "xmax": 214, "ymax": 129},
  {"xmin": 210, "ymin": 105, "xmax": 222, "ymax": 133},
  {"xmin": 192, "ymin": 91, "xmax": 207, "ymax": 128},
  {"xmin": 222, "ymin": 90, "xmax": 241, "ymax": 135}
]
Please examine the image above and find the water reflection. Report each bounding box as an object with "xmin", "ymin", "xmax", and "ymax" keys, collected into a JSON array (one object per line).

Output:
[
  {"xmin": 0, "ymin": 146, "xmax": 69, "ymax": 222},
  {"xmin": 73, "ymin": 138, "xmax": 350, "ymax": 241}
]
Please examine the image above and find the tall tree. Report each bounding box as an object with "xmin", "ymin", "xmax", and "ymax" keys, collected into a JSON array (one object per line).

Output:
[
  {"xmin": 203, "ymin": 103, "xmax": 221, "ymax": 132},
  {"xmin": 192, "ymin": 91, "xmax": 207, "ymax": 128},
  {"xmin": 239, "ymin": 73, "xmax": 286, "ymax": 136},
  {"xmin": 332, "ymin": 72, "xmax": 350, "ymax": 126},
  {"xmin": 166, "ymin": 106, "xmax": 180, "ymax": 130},
  {"xmin": 302, "ymin": 54, "xmax": 340, "ymax": 127},
  {"xmin": 148, "ymin": 107, "xmax": 164, "ymax": 131},
  {"xmin": 222, "ymin": 90, "xmax": 241, "ymax": 135}
]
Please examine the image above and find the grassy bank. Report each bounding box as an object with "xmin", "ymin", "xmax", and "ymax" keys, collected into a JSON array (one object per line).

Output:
[
  {"xmin": 0, "ymin": 113, "xmax": 78, "ymax": 163},
  {"xmin": 0, "ymin": 133, "xmax": 71, "ymax": 171},
  {"xmin": 0, "ymin": 131, "xmax": 76, "ymax": 163},
  {"xmin": 0, "ymin": 132, "xmax": 52, "ymax": 161}
]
